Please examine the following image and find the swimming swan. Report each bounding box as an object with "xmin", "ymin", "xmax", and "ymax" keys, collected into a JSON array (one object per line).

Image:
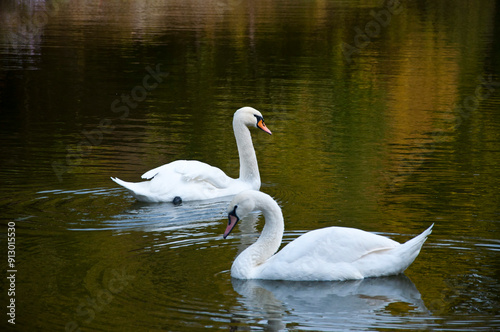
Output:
[
  {"xmin": 223, "ymin": 190, "xmax": 433, "ymax": 281},
  {"xmin": 111, "ymin": 107, "xmax": 272, "ymax": 203}
]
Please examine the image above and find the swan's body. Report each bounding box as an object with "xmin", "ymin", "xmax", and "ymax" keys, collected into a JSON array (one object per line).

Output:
[
  {"xmin": 223, "ymin": 190, "xmax": 433, "ymax": 281},
  {"xmin": 111, "ymin": 107, "xmax": 271, "ymax": 203}
]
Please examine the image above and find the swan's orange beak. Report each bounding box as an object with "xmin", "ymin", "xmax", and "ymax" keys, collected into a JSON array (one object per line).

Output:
[
  {"xmin": 257, "ymin": 119, "xmax": 272, "ymax": 135},
  {"xmin": 224, "ymin": 209, "xmax": 239, "ymax": 239}
]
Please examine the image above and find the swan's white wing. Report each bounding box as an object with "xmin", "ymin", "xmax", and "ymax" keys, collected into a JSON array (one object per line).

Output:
[
  {"xmin": 256, "ymin": 227, "xmax": 399, "ymax": 280},
  {"xmin": 113, "ymin": 160, "xmax": 254, "ymax": 202},
  {"xmin": 142, "ymin": 160, "xmax": 233, "ymax": 189},
  {"xmin": 276, "ymin": 227, "xmax": 399, "ymax": 263}
]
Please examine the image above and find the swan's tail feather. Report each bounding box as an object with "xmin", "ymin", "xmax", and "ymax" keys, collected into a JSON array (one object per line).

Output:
[
  {"xmin": 403, "ymin": 224, "xmax": 433, "ymax": 249},
  {"xmin": 110, "ymin": 177, "xmax": 150, "ymax": 200},
  {"xmin": 111, "ymin": 177, "xmax": 136, "ymax": 191},
  {"xmin": 396, "ymin": 224, "xmax": 433, "ymax": 271}
]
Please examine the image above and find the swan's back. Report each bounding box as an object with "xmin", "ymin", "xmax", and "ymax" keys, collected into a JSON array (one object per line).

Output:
[
  {"xmin": 112, "ymin": 160, "xmax": 248, "ymax": 203},
  {"xmin": 277, "ymin": 227, "xmax": 399, "ymax": 263},
  {"xmin": 253, "ymin": 225, "xmax": 432, "ymax": 281}
]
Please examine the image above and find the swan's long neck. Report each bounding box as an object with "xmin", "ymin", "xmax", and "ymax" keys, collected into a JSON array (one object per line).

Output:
[
  {"xmin": 233, "ymin": 120, "xmax": 260, "ymax": 188},
  {"xmin": 232, "ymin": 195, "xmax": 284, "ymax": 278}
]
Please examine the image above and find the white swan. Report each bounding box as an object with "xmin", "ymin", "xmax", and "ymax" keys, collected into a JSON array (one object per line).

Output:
[
  {"xmin": 223, "ymin": 190, "xmax": 433, "ymax": 281},
  {"xmin": 111, "ymin": 107, "xmax": 272, "ymax": 203}
]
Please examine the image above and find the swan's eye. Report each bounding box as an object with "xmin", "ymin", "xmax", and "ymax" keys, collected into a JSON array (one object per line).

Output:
[
  {"xmin": 229, "ymin": 205, "xmax": 238, "ymax": 216},
  {"xmin": 254, "ymin": 115, "xmax": 267, "ymax": 128}
]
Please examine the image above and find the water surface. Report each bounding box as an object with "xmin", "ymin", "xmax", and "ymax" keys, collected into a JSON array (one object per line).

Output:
[{"xmin": 1, "ymin": 0, "xmax": 499, "ymax": 331}]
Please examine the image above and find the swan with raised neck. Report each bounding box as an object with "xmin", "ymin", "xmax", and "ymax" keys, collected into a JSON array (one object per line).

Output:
[
  {"xmin": 111, "ymin": 107, "xmax": 272, "ymax": 203},
  {"xmin": 233, "ymin": 107, "xmax": 264, "ymax": 189}
]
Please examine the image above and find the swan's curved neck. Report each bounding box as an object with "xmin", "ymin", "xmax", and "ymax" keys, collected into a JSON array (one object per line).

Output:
[
  {"xmin": 232, "ymin": 196, "xmax": 284, "ymax": 278},
  {"xmin": 233, "ymin": 120, "xmax": 260, "ymax": 187},
  {"xmin": 255, "ymin": 202, "xmax": 284, "ymax": 258}
]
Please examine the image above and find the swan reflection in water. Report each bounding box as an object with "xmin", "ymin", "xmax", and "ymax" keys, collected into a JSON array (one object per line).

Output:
[
  {"xmin": 102, "ymin": 196, "xmax": 233, "ymax": 232},
  {"xmin": 230, "ymin": 274, "xmax": 429, "ymax": 331}
]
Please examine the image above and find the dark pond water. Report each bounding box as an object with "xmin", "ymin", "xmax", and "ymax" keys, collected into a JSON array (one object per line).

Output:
[{"xmin": 1, "ymin": 0, "xmax": 500, "ymax": 331}]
